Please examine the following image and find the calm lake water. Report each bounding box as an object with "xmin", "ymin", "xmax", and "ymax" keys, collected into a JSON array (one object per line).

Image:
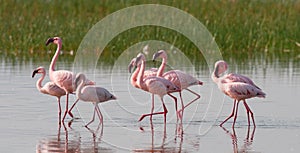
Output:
[{"xmin": 0, "ymin": 55, "xmax": 300, "ymax": 153}]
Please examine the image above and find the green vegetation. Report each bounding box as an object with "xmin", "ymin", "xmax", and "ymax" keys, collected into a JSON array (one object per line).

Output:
[{"xmin": 0, "ymin": 0, "xmax": 299, "ymax": 64}]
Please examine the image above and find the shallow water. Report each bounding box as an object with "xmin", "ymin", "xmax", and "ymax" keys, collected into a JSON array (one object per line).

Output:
[{"xmin": 0, "ymin": 57, "xmax": 300, "ymax": 153}]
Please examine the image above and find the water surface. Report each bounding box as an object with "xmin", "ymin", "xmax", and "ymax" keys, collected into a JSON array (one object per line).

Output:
[{"xmin": 0, "ymin": 57, "xmax": 300, "ymax": 153}]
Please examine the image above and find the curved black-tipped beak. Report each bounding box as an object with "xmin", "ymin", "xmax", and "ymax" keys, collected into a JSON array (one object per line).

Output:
[
  {"xmin": 152, "ymin": 52, "xmax": 162, "ymax": 61},
  {"xmin": 32, "ymin": 69, "xmax": 39, "ymax": 78},
  {"xmin": 45, "ymin": 38, "xmax": 54, "ymax": 46},
  {"xmin": 128, "ymin": 63, "xmax": 133, "ymax": 73}
]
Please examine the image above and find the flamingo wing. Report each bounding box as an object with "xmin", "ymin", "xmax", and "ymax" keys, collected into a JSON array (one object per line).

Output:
[
  {"xmin": 223, "ymin": 73, "xmax": 261, "ymax": 90},
  {"xmin": 42, "ymin": 82, "xmax": 66, "ymax": 97},
  {"xmin": 222, "ymin": 82, "xmax": 266, "ymax": 100},
  {"xmin": 143, "ymin": 68, "xmax": 158, "ymax": 78},
  {"xmin": 163, "ymin": 70, "xmax": 201, "ymax": 89},
  {"xmin": 52, "ymin": 70, "xmax": 75, "ymax": 92}
]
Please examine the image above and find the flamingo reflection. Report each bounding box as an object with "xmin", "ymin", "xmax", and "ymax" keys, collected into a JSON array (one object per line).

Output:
[
  {"xmin": 221, "ymin": 126, "xmax": 257, "ymax": 153},
  {"xmin": 36, "ymin": 122, "xmax": 80, "ymax": 153},
  {"xmin": 135, "ymin": 120, "xmax": 185, "ymax": 152}
]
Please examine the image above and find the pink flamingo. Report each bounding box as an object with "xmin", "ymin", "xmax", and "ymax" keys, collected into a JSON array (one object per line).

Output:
[
  {"xmin": 212, "ymin": 60, "xmax": 266, "ymax": 127},
  {"xmin": 132, "ymin": 53, "xmax": 179, "ymax": 123},
  {"xmin": 32, "ymin": 66, "xmax": 68, "ymax": 124},
  {"xmin": 46, "ymin": 37, "xmax": 94, "ymax": 122},
  {"xmin": 128, "ymin": 57, "xmax": 178, "ymax": 110},
  {"xmin": 152, "ymin": 50, "xmax": 203, "ymax": 119},
  {"xmin": 75, "ymin": 73, "xmax": 116, "ymax": 127}
]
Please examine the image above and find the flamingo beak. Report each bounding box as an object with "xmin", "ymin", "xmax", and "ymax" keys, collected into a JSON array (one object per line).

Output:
[
  {"xmin": 152, "ymin": 52, "xmax": 161, "ymax": 61},
  {"xmin": 128, "ymin": 63, "xmax": 133, "ymax": 73},
  {"xmin": 111, "ymin": 95, "xmax": 117, "ymax": 100},
  {"xmin": 32, "ymin": 69, "xmax": 39, "ymax": 78},
  {"xmin": 45, "ymin": 38, "xmax": 54, "ymax": 46}
]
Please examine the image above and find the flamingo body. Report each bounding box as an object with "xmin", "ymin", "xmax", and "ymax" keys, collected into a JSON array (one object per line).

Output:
[
  {"xmin": 212, "ymin": 60, "xmax": 266, "ymax": 127},
  {"xmin": 152, "ymin": 50, "xmax": 203, "ymax": 119},
  {"xmin": 131, "ymin": 53, "xmax": 179, "ymax": 123},
  {"xmin": 32, "ymin": 66, "xmax": 67, "ymax": 124},
  {"xmin": 75, "ymin": 73, "xmax": 116, "ymax": 127},
  {"xmin": 46, "ymin": 37, "xmax": 95, "ymax": 122},
  {"xmin": 162, "ymin": 70, "xmax": 203, "ymax": 90}
]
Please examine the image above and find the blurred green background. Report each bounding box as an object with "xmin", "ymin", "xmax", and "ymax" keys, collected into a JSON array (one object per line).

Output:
[{"xmin": 0, "ymin": 0, "xmax": 299, "ymax": 65}]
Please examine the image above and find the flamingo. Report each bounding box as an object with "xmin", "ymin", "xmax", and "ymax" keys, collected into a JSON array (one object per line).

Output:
[
  {"xmin": 133, "ymin": 53, "xmax": 179, "ymax": 123},
  {"xmin": 152, "ymin": 50, "xmax": 203, "ymax": 119},
  {"xmin": 75, "ymin": 73, "xmax": 116, "ymax": 127},
  {"xmin": 32, "ymin": 66, "xmax": 71, "ymax": 124},
  {"xmin": 128, "ymin": 58, "xmax": 178, "ymax": 119},
  {"xmin": 212, "ymin": 60, "xmax": 266, "ymax": 127},
  {"xmin": 46, "ymin": 37, "xmax": 95, "ymax": 122}
]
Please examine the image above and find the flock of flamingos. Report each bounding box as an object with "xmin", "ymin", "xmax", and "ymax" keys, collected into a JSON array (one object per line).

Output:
[{"xmin": 32, "ymin": 36, "xmax": 266, "ymax": 129}]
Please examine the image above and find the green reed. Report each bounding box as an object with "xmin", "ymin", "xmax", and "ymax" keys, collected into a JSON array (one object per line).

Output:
[{"xmin": 0, "ymin": 0, "xmax": 299, "ymax": 64}]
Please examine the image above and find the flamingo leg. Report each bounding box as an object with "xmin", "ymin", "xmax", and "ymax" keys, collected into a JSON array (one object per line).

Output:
[
  {"xmin": 62, "ymin": 93, "xmax": 69, "ymax": 122},
  {"xmin": 150, "ymin": 94, "xmax": 154, "ymax": 121},
  {"xmin": 95, "ymin": 104, "xmax": 103, "ymax": 125},
  {"xmin": 57, "ymin": 98, "xmax": 62, "ymax": 125},
  {"xmin": 160, "ymin": 97, "xmax": 168, "ymax": 124},
  {"xmin": 243, "ymin": 100, "xmax": 256, "ymax": 127},
  {"xmin": 167, "ymin": 93, "xmax": 178, "ymax": 112},
  {"xmin": 139, "ymin": 95, "xmax": 168, "ymax": 122},
  {"xmin": 168, "ymin": 93, "xmax": 178, "ymax": 120},
  {"xmin": 85, "ymin": 104, "xmax": 97, "ymax": 127},
  {"xmin": 177, "ymin": 89, "xmax": 201, "ymax": 118},
  {"xmin": 177, "ymin": 92, "xmax": 184, "ymax": 120},
  {"xmin": 232, "ymin": 101, "xmax": 241, "ymax": 128},
  {"xmin": 220, "ymin": 100, "xmax": 237, "ymax": 126},
  {"xmin": 68, "ymin": 98, "xmax": 79, "ymax": 118}
]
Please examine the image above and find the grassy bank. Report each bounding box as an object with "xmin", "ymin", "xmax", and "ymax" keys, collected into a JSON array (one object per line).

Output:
[{"xmin": 0, "ymin": 0, "xmax": 299, "ymax": 63}]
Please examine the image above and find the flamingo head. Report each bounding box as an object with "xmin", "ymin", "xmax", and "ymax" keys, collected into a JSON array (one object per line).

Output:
[
  {"xmin": 214, "ymin": 60, "xmax": 228, "ymax": 75},
  {"xmin": 128, "ymin": 58, "xmax": 136, "ymax": 73},
  {"xmin": 74, "ymin": 73, "xmax": 86, "ymax": 87},
  {"xmin": 46, "ymin": 37, "xmax": 62, "ymax": 46},
  {"xmin": 109, "ymin": 94, "xmax": 117, "ymax": 100},
  {"xmin": 32, "ymin": 66, "xmax": 46, "ymax": 78},
  {"xmin": 135, "ymin": 53, "xmax": 146, "ymax": 66},
  {"xmin": 152, "ymin": 50, "xmax": 167, "ymax": 61}
]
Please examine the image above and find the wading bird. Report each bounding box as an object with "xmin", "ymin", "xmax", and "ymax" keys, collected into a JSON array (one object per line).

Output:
[
  {"xmin": 75, "ymin": 73, "xmax": 116, "ymax": 127},
  {"xmin": 128, "ymin": 58, "xmax": 178, "ymax": 119},
  {"xmin": 46, "ymin": 37, "xmax": 94, "ymax": 122},
  {"xmin": 152, "ymin": 50, "xmax": 203, "ymax": 119},
  {"xmin": 132, "ymin": 53, "xmax": 179, "ymax": 124},
  {"xmin": 212, "ymin": 60, "xmax": 266, "ymax": 127},
  {"xmin": 32, "ymin": 66, "xmax": 69, "ymax": 124}
]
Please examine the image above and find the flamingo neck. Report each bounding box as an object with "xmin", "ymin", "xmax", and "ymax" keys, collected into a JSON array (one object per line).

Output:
[
  {"xmin": 36, "ymin": 72, "xmax": 45, "ymax": 93},
  {"xmin": 137, "ymin": 61, "xmax": 146, "ymax": 89},
  {"xmin": 49, "ymin": 42, "xmax": 62, "ymax": 74},
  {"xmin": 76, "ymin": 79, "xmax": 85, "ymax": 99},
  {"xmin": 131, "ymin": 66, "xmax": 141, "ymax": 87},
  {"xmin": 212, "ymin": 66, "xmax": 220, "ymax": 83},
  {"xmin": 157, "ymin": 57, "xmax": 167, "ymax": 77}
]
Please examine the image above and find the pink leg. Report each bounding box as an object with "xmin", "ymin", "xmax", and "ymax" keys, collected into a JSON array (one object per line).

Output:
[
  {"xmin": 160, "ymin": 97, "xmax": 168, "ymax": 124},
  {"xmin": 177, "ymin": 89, "xmax": 201, "ymax": 118},
  {"xmin": 177, "ymin": 92, "xmax": 184, "ymax": 120},
  {"xmin": 150, "ymin": 94, "xmax": 154, "ymax": 121},
  {"xmin": 95, "ymin": 104, "xmax": 103, "ymax": 124},
  {"xmin": 85, "ymin": 104, "xmax": 97, "ymax": 127},
  {"xmin": 68, "ymin": 98, "xmax": 80, "ymax": 118},
  {"xmin": 139, "ymin": 95, "xmax": 168, "ymax": 122},
  {"xmin": 57, "ymin": 98, "xmax": 62, "ymax": 125},
  {"xmin": 168, "ymin": 93, "xmax": 179, "ymax": 120},
  {"xmin": 232, "ymin": 101, "xmax": 241, "ymax": 128},
  {"xmin": 62, "ymin": 93, "xmax": 69, "ymax": 122},
  {"xmin": 243, "ymin": 100, "xmax": 256, "ymax": 127},
  {"xmin": 220, "ymin": 100, "xmax": 237, "ymax": 127}
]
